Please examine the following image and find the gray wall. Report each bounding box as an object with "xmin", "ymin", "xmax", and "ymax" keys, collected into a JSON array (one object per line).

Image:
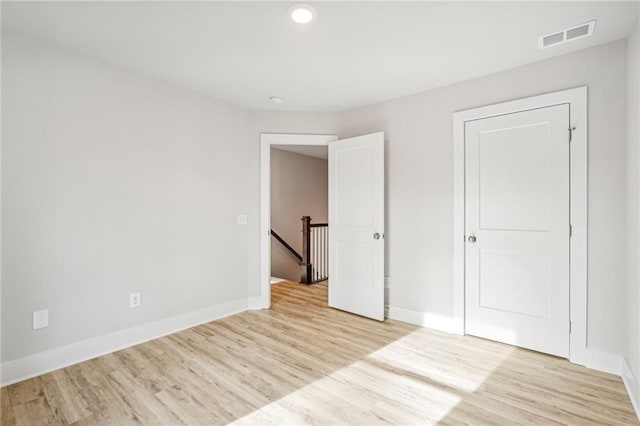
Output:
[
  {"xmin": 270, "ymin": 148, "xmax": 328, "ymax": 282},
  {"xmin": 339, "ymin": 40, "xmax": 628, "ymax": 356},
  {"xmin": 626, "ymin": 18, "xmax": 640, "ymax": 399},
  {"xmin": 1, "ymin": 32, "xmax": 250, "ymax": 362}
]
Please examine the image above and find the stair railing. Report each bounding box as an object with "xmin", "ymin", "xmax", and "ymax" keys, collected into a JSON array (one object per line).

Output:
[
  {"xmin": 271, "ymin": 216, "xmax": 328, "ymax": 285},
  {"xmin": 270, "ymin": 229, "xmax": 302, "ymax": 262},
  {"xmin": 300, "ymin": 216, "xmax": 328, "ymax": 284}
]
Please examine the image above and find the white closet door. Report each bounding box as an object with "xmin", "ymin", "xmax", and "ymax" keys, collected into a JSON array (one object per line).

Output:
[{"xmin": 465, "ymin": 104, "xmax": 570, "ymax": 357}]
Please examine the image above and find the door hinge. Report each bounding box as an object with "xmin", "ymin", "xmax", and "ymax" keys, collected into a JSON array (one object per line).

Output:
[
  {"xmin": 569, "ymin": 224, "xmax": 572, "ymax": 237},
  {"xmin": 569, "ymin": 126, "xmax": 576, "ymax": 143},
  {"xmin": 569, "ymin": 321, "xmax": 572, "ymax": 334}
]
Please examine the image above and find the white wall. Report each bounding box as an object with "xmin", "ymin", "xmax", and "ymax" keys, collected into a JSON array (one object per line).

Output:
[
  {"xmin": 625, "ymin": 18, "xmax": 640, "ymax": 416},
  {"xmin": 338, "ymin": 40, "xmax": 628, "ymax": 357},
  {"xmin": 270, "ymin": 148, "xmax": 328, "ymax": 281},
  {"xmin": 1, "ymin": 32, "xmax": 250, "ymax": 364}
]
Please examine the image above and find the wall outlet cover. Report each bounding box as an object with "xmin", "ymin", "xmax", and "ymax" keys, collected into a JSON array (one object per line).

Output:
[
  {"xmin": 130, "ymin": 292, "xmax": 141, "ymax": 308},
  {"xmin": 237, "ymin": 214, "xmax": 248, "ymax": 225}
]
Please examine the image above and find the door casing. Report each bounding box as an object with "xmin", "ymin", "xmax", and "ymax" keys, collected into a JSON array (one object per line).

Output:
[
  {"xmin": 453, "ymin": 87, "xmax": 598, "ymax": 370},
  {"xmin": 258, "ymin": 133, "xmax": 337, "ymax": 310}
]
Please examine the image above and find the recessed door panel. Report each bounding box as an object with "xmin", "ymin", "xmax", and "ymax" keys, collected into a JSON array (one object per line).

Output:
[
  {"xmin": 336, "ymin": 147, "xmax": 374, "ymax": 228},
  {"xmin": 479, "ymin": 248, "xmax": 550, "ymax": 319},
  {"xmin": 479, "ymin": 123, "xmax": 550, "ymax": 231}
]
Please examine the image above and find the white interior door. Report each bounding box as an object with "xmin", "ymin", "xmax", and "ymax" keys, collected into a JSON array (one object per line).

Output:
[
  {"xmin": 465, "ymin": 104, "xmax": 570, "ymax": 357},
  {"xmin": 328, "ymin": 132, "xmax": 385, "ymax": 321}
]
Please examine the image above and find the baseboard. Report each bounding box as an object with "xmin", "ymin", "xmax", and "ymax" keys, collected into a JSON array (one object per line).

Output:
[
  {"xmin": 0, "ymin": 297, "xmax": 248, "ymax": 387},
  {"xmin": 247, "ymin": 296, "xmax": 268, "ymax": 310},
  {"xmin": 270, "ymin": 277, "xmax": 287, "ymax": 285},
  {"xmin": 580, "ymin": 348, "xmax": 623, "ymax": 376},
  {"xmin": 623, "ymin": 357, "xmax": 640, "ymax": 421},
  {"xmin": 385, "ymin": 305, "xmax": 625, "ymax": 377},
  {"xmin": 385, "ymin": 305, "xmax": 459, "ymax": 334}
]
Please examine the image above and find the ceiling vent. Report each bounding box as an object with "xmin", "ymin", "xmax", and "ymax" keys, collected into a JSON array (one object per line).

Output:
[{"xmin": 538, "ymin": 20, "xmax": 596, "ymax": 49}]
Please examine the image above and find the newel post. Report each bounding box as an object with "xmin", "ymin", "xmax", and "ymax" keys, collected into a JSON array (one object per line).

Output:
[{"xmin": 300, "ymin": 216, "xmax": 312, "ymax": 284}]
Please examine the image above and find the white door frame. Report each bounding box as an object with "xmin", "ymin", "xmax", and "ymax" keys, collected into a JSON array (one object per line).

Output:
[
  {"xmin": 453, "ymin": 87, "xmax": 590, "ymax": 367},
  {"xmin": 259, "ymin": 133, "xmax": 338, "ymax": 309}
]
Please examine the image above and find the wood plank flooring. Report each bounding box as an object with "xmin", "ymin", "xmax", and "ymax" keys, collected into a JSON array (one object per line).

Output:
[{"xmin": 2, "ymin": 280, "xmax": 638, "ymax": 425}]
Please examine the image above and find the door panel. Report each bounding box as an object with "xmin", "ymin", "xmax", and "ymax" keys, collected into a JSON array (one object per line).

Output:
[
  {"xmin": 479, "ymin": 249, "xmax": 550, "ymax": 318},
  {"xmin": 465, "ymin": 104, "xmax": 570, "ymax": 357},
  {"xmin": 336, "ymin": 146, "xmax": 374, "ymax": 227},
  {"xmin": 478, "ymin": 123, "xmax": 550, "ymax": 231},
  {"xmin": 329, "ymin": 132, "xmax": 384, "ymax": 321}
]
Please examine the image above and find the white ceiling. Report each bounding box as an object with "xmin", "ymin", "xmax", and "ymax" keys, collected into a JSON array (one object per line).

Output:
[
  {"xmin": 273, "ymin": 144, "xmax": 328, "ymax": 159},
  {"xmin": 2, "ymin": 1, "xmax": 638, "ymax": 112}
]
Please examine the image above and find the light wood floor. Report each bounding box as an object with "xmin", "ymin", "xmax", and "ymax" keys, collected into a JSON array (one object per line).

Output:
[{"xmin": 2, "ymin": 281, "xmax": 638, "ymax": 425}]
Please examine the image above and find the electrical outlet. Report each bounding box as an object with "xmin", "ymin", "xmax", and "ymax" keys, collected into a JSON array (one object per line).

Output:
[
  {"xmin": 33, "ymin": 309, "xmax": 49, "ymax": 330},
  {"xmin": 130, "ymin": 292, "xmax": 141, "ymax": 308},
  {"xmin": 237, "ymin": 214, "xmax": 248, "ymax": 225}
]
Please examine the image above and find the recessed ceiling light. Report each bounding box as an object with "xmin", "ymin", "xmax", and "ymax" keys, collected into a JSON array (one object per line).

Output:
[
  {"xmin": 288, "ymin": 3, "xmax": 316, "ymax": 24},
  {"xmin": 269, "ymin": 96, "xmax": 284, "ymax": 104}
]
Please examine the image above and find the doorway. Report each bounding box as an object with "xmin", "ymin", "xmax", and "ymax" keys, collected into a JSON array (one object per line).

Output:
[
  {"xmin": 453, "ymin": 87, "xmax": 589, "ymax": 365},
  {"xmin": 260, "ymin": 134, "xmax": 336, "ymax": 310},
  {"xmin": 269, "ymin": 144, "xmax": 330, "ymax": 294},
  {"xmin": 260, "ymin": 132, "xmax": 386, "ymax": 321}
]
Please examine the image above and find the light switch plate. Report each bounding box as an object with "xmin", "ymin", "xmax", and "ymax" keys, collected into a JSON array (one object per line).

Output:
[
  {"xmin": 237, "ymin": 214, "xmax": 248, "ymax": 225},
  {"xmin": 33, "ymin": 309, "xmax": 49, "ymax": 330}
]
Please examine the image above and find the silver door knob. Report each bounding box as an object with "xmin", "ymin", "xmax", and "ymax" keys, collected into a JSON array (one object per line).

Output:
[
  {"xmin": 468, "ymin": 235, "xmax": 477, "ymax": 243},
  {"xmin": 373, "ymin": 233, "xmax": 381, "ymax": 240}
]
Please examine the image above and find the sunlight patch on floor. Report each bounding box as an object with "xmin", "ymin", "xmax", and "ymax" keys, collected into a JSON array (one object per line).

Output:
[
  {"xmin": 367, "ymin": 327, "xmax": 516, "ymax": 393},
  {"xmin": 230, "ymin": 328, "xmax": 514, "ymax": 425}
]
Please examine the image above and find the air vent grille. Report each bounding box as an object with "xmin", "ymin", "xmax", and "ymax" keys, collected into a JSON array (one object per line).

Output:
[
  {"xmin": 542, "ymin": 32, "xmax": 565, "ymax": 48},
  {"xmin": 566, "ymin": 24, "xmax": 590, "ymax": 40},
  {"xmin": 538, "ymin": 20, "xmax": 596, "ymax": 49}
]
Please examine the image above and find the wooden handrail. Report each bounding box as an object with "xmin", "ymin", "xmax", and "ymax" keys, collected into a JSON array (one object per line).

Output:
[{"xmin": 271, "ymin": 229, "xmax": 303, "ymax": 262}]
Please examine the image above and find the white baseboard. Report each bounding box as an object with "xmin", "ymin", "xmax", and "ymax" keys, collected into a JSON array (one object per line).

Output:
[
  {"xmin": 247, "ymin": 296, "xmax": 268, "ymax": 310},
  {"xmin": 385, "ymin": 305, "xmax": 625, "ymax": 378},
  {"xmin": 623, "ymin": 357, "xmax": 640, "ymax": 421},
  {"xmin": 580, "ymin": 348, "xmax": 623, "ymax": 376},
  {"xmin": 385, "ymin": 305, "xmax": 459, "ymax": 334},
  {"xmin": 1, "ymin": 297, "xmax": 248, "ymax": 387},
  {"xmin": 270, "ymin": 277, "xmax": 287, "ymax": 285}
]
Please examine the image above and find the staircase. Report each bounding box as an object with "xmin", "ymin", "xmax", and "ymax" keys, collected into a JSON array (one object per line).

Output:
[{"xmin": 271, "ymin": 216, "xmax": 328, "ymax": 284}]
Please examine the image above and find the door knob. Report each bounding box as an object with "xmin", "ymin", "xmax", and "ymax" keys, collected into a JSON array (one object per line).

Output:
[
  {"xmin": 373, "ymin": 233, "xmax": 381, "ymax": 240},
  {"xmin": 468, "ymin": 235, "xmax": 477, "ymax": 243}
]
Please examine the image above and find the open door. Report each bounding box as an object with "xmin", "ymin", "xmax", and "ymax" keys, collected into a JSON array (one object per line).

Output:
[{"xmin": 328, "ymin": 132, "xmax": 385, "ymax": 321}]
